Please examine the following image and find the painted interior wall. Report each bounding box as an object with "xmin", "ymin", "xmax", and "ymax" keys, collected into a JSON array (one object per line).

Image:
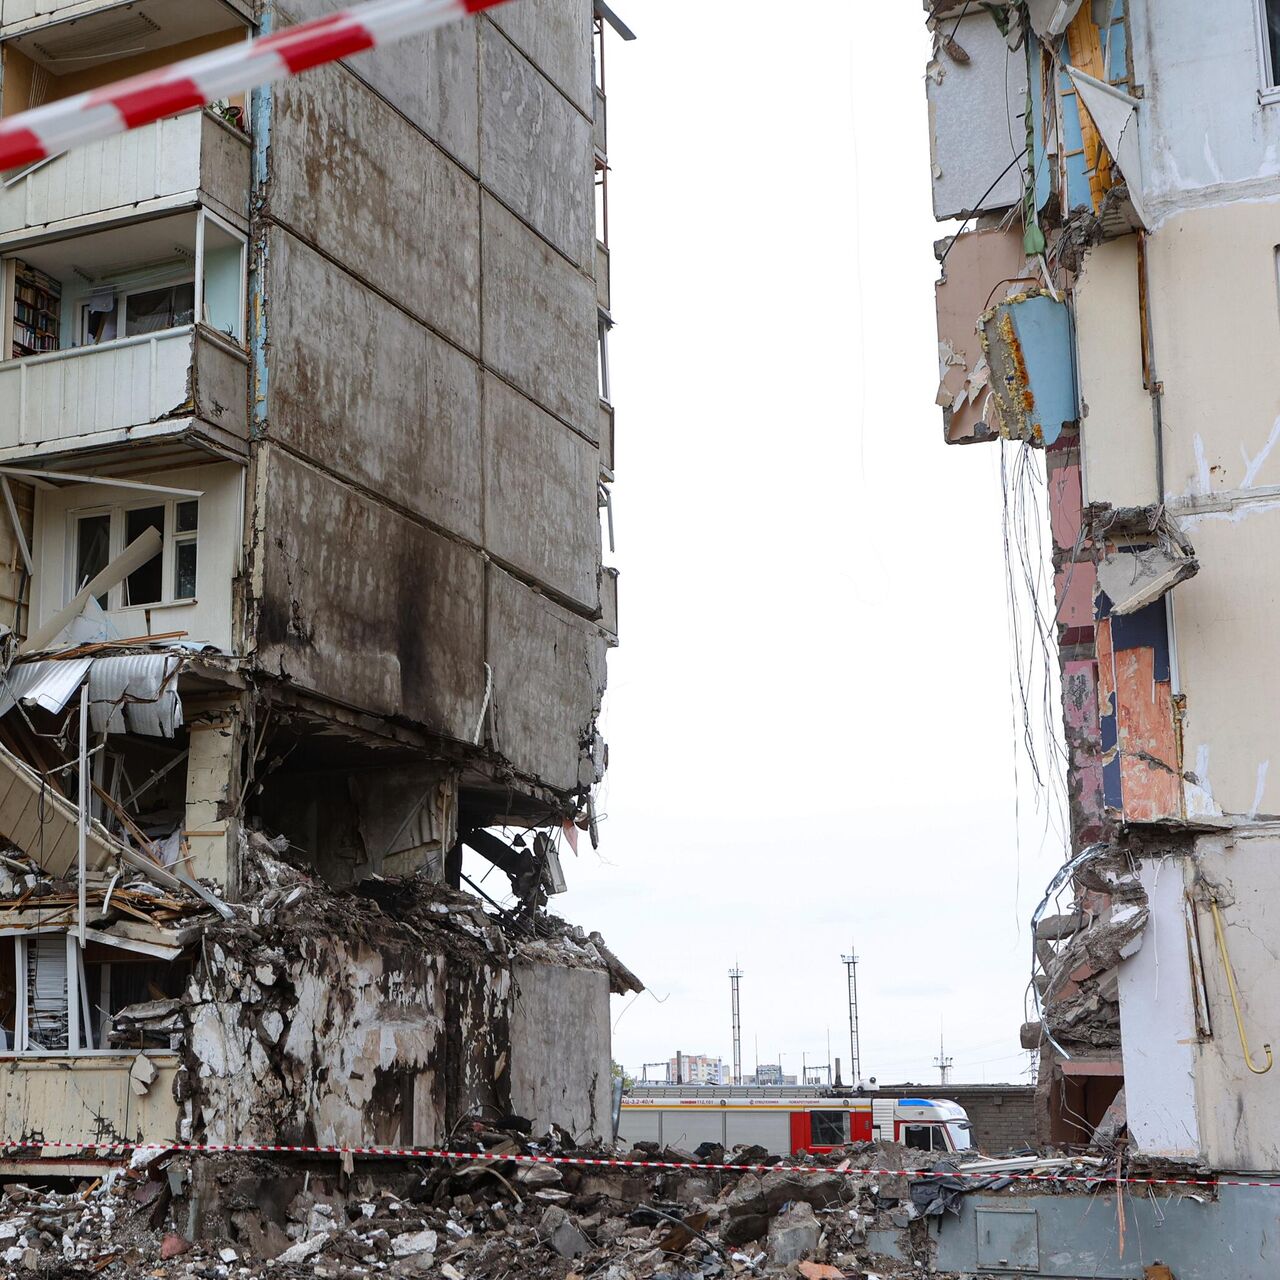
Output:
[
  {"xmin": 1116, "ymin": 858, "xmax": 1201, "ymax": 1158},
  {"xmin": 1172, "ymin": 503, "xmax": 1280, "ymax": 819},
  {"xmin": 1189, "ymin": 830, "xmax": 1280, "ymax": 1170},
  {"xmin": 1075, "ymin": 236, "xmax": 1158, "ymax": 509},
  {"xmin": 32, "ymin": 459, "xmax": 244, "ymax": 652},
  {"xmin": 1147, "ymin": 203, "xmax": 1280, "ymax": 502},
  {"xmin": 1130, "ymin": 0, "xmax": 1280, "ymax": 214}
]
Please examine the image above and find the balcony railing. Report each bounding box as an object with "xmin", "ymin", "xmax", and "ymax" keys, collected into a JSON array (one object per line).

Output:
[
  {"xmin": 595, "ymin": 240, "xmax": 610, "ymax": 312},
  {"xmin": 0, "ymin": 325, "xmax": 247, "ymax": 456},
  {"xmin": 0, "ymin": 110, "xmax": 249, "ymax": 246},
  {"xmin": 0, "ymin": 1053, "xmax": 178, "ymax": 1149}
]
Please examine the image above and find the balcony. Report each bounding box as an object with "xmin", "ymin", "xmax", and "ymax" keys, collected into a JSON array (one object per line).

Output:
[
  {"xmin": 0, "ymin": 110, "xmax": 249, "ymax": 250},
  {"xmin": 0, "ymin": 0, "xmax": 252, "ymax": 52},
  {"xmin": 0, "ymin": 1054, "xmax": 179, "ymax": 1158},
  {"xmin": 595, "ymin": 239, "xmax": 610, "ymax": 311},
  {"xmin": 0, "ymin": 324, "xmax": 247, "ymax": 459},
  {"xmin": 1, "ymin": 208, "xmax": 248, "ymax": 462}
]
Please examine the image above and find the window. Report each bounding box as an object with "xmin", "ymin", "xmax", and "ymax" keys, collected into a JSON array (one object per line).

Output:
[
  {"xmin": 810, "ymin": 1111, "xmax": 848, "ymax": 1146},
  {"xmin": 79, "ymin": 279, "xmax": 195, "ymax": 347},
  {"xmin": 69, "ymin": 499, "xmax": 199, "ymax": 610},
  {"xmin": 174, "ymin": 500, "xmax": 198, "ymax": 599},
  {"xmin": 903, "ymin": 1124, "xmax": 941, "ymax": 1152},
  {"xmin": 74, "ymin": 510, "xmax": 111, "ymax": 605},
  {"xmin": 123, "ymin": 506, "xmax": 165, "ymax": 605},
  {"xmin": 0, "ymin": 932, "xmax": 184, "ymax": 1055},
  {"xmin": 1264, "ymin": 0, "xmax": 1280, "ymax": 88}
]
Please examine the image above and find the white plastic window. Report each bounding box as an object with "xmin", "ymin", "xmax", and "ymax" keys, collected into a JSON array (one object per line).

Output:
[{"xmin": 69, "ymin": 498, "xmax": 200, "ymax": 610}]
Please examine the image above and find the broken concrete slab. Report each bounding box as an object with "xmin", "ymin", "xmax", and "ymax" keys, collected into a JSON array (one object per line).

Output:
[{"xmin": 767, "ymin": 1202, "xmax": 821, "ymax": 1267}]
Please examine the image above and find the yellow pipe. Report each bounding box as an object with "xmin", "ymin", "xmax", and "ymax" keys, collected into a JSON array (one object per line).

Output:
[{"xmin": 1209, "ymin": 897, "xmax": 1273, "ymax": 1075}]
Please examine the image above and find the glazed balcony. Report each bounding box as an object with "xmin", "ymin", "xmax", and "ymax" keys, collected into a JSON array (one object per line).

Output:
[{"xmin": 0, "ymin": 109, "xmax": 249, "ymax": 250}]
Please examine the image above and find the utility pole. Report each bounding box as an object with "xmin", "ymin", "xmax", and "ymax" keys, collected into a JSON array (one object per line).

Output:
[
  {"xmin": 934, "ymin": 1027, "xmax": 953, "ymax": 1086},
  {"xmin": 729, "ymin": 967, "xmax": 743, "ymax": 1086},
  {"xmin": 841, "ymin": 948, "xmax": 861, "ymax": 1085}
]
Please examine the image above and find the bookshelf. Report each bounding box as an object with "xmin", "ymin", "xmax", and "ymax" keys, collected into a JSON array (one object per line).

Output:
[{"xmin": 11, "ymin": 263, "xmax": 60, "ymax": 359}]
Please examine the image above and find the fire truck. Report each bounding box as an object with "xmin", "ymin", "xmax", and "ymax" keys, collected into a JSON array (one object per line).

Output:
[{"xmin": 619, "ymin": 1086, "xmax": 975, "ymax": 1156}]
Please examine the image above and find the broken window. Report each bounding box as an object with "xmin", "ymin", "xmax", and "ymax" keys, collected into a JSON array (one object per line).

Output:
[
  {"xmin": 810, "ymin": 1111, "xmax": 848, "ymax": 1146},
  {"xmin": 0, "ymin": 933, "xmax": 183, "ymax": 1056},
  {"xmin": 903, "ymin": 1124, "xmax": 942, "ymax": 1152},
  {"xmin": 78, "ymin": 279, "xmax": 195, "ymax": 346},
  {"xmin": 74, "ymin": 510, "xmax": 112, "ymax": 605},
  {"xmin": 1265, "ymin": 1, "xmax": 1280, "ymax": 87},
  {"xmin": 67, "ymin": 498, "xmax": 200, "ymax": 610},
  {"xmin": 124, "ymin": 506, "xmax": 165, "ymax": 606}
]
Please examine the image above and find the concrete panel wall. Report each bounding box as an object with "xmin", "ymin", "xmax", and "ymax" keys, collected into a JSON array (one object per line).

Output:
[
  {"xmin": 1116, "ymin": 859, "xmax": 1201, "ymax": 1158},
  {"xmin": 268, "ymin": 59, "xmax": 481, "ymax": 352},
  {"xmin": 480, "ymin": 22, "xmax": 594, "ymax": 267},
  {"xmin": 1172, "ymin": 502, "xmax": 1280, "ymax": 819},
  {"xmin": 481, "ymin": 194, "xmax": 598, "ymax": 437},
  {"xmin": 487, "ymin": 0, "xmax": 593, "ymax": 116},
  {"xmin": 278, "ymin": 0, "xmax": 481, "ymax": 171},
  {"xmin": 265, "ymin": 230, "xmax": 483, "ymax": 541},
  {"xmin": 254, "ymin": 447, "xmax": 485, "ymax": 742},
  {"xmin": 1148, "ymin": 204, "xmax": 1280, "ymax": 501},
  {"xmin": 509, "ymin": 959, "xmax": 611, "ymax": 1139},
  {"xmin": 483, "ymin": 373, "xmax": 599, "ymax": 610},
  {"xmin": 1077, "ymin": 237, "xmax": 1159, "ymax": 509},
  {"xmin": 486, "ymin": 565, "xmax": 605, "ymax": 793}
]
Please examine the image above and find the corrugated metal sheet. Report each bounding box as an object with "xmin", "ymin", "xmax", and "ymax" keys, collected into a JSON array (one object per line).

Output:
[
  {"xmin": 0, "ymin": 658, "xmax": 93, "ymax": 717},
  {"xmin": 0, "ymin": 653, "xmax": 183, "ymax": 737},
  {"xmin": 88, "ymin": 655, "xmax": 182, "ymax": 737}
]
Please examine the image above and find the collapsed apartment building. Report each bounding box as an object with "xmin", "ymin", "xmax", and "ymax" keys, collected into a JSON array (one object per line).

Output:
[
  {"xmin": 925, "ymin": 0, "xmax": 1280, "ymax": 1273},
  {"xmin": 0, "ymin": 0, "xmax": 638, "ymax": 1170}
]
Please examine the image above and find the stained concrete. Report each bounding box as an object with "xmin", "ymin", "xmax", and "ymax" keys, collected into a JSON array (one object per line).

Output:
[
  {"xmin": 481, "ymin": 194, "xmax": 599, "ymax": 438},
  {"xmin": 253, "ymin": 446, "xmax": 486, "ymax": 743},
  {"xmin": 485, "ymin": 564, "xmax": 606, "ymax": 793},
  {"xmin": 510, "ymin": 960, "xmax": 611, "ymax": 1139},
  {"xmin": 265, "ymin": 230, "xmax": 484, "ymax": 541},
  {"xmin": 268, "ymin": 59, "xmax": 481, "ymax": 353},
  {"xmin": 278, "ymin": 0, "xmax": 481, "ymax": 172},
  {"xmin": 480, "ymin": 21, "xmax": 594, "ymax": 267},
  {"xmin": 483, "ymin": 372, "xmax": 600, "ymax": 611},
  {"xmin": 487, "ymin": 0, "xmax": 594, "ymax": 117}
]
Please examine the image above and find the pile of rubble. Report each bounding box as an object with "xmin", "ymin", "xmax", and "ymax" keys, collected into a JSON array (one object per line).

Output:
[{"xmin": 0, "ymin": 1134, "xmax": 1034, "ymax": 1279}]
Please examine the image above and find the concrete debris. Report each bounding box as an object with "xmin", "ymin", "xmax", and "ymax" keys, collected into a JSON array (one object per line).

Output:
[
  {"xmin": 0, "ymin": 1134, "xmax": 1080, "ymax": 1279},
  {"xmin": 767, "ymin": 1202, "xmax": 820, "ymax": 1265}
]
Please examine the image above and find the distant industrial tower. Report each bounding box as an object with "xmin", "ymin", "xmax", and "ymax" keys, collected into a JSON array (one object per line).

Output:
[
  {"xmin": 729, "ymin": 968, "xmax": 743, "ymax": 1085},
  {"xmin": 841, "ymin": 949, "xmax": 861, "ymax": 1084},
  {"xmin": 934, "ymin": 1028, "xmax": 953, "ymax": 1086}
]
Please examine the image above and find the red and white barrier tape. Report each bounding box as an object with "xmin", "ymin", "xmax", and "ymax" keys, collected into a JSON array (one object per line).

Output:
[
  {"xmin": 1, "ymin": 1139, "xmax": 1273, "ymax": 1190},
  {"xmin": 0, "ymin": 0, "xmax": 510, "ymax": 171}
]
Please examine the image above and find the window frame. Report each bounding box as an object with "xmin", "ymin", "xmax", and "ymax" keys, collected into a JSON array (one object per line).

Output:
[
  {"xmin": 77, "ymin": 274, "xmax": 197, "ymax": 347},
  {"xmin": 66, "ymin": 497, "xmax": 199, "ymax": 612},
  {"xmin": 1258, "ymin": 0, "xmax": 1280, "ymax": 100},
  {"xmin": 810, "ymin": 1109, "xmax": 849, "ymax": 1147},
  {"xmin": 1, "ymin": 931, "xmax": 175, "ymax": 1058}
]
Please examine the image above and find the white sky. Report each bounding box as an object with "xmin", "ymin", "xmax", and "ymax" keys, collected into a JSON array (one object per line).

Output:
[{"xmin": 548, "ymin": 0, "xmax": 1067, "ymax": 1088}]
